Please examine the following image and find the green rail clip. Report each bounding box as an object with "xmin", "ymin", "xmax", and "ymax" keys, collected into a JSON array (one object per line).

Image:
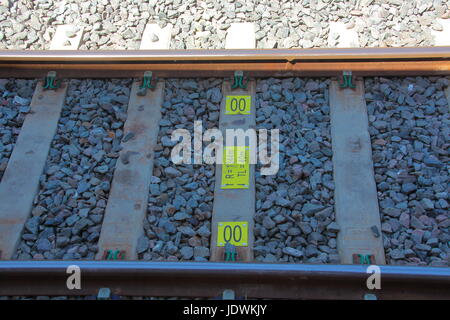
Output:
[
  {"xmin": 43, "ymin": 71, "xmax": 61, "ymax": 90},
  {"xmin": 138, "ymin": 71, "xmax": 156, "ymax": 96},
  {"xmin": 102, "ymin": 249, "xmax": 125, "ymax": 260},
  {"xmin": 340, "ymin": 71, "xmax": 356, "ymax": 89},
  {"xmin": 353, "ymin": 253, "xmax": 375, "ymax": 265},
  {"xmin": 224, "ymin": 242, "xmax": 237, "ymax": 262},
  {"xmin": 231, "ymin": 71, "xmax": 247, "ymax": 89}
]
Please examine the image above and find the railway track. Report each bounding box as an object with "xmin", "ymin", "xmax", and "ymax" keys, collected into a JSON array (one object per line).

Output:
[{"xmin": 0, "ymin": 24, "xmax": 449, "ymax": 299}]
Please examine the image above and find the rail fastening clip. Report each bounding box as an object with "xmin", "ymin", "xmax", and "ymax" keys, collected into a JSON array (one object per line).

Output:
[
  {"xmin": 353, "ymin": 253, "xmax": 375, "ymax": 265},
  {"xmin": 138, "ymin": 71, "xmax": 156, "ymax": 96},
  {"xmin": 340, "ymin": 71, "xmax": 356, "ymax": 89},
  {"xmin": 231, "ymin": 71, "xmax": 247, "ymax": 89},
  {"xmin": 43, "ymin": 71, "xmax": 61, "ymax": 90},
  {"xmin": 224, "ymin": 242, "xmax": 237, "ymax": 262},
  {"xmin": 102, "ymin": 249, "xmax": 126, "ymax": 260}
]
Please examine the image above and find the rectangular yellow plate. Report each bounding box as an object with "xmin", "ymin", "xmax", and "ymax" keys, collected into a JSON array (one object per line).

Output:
[
  {"xmin": 217, "ymin": 221, "xmax": 248, "ymax": 247},
  {"xmin": 225, "ymin": 95, "xmax": 251, "ymax": 115},
  {"xmin": 221, "ymin": 146, "xmax": 249, "ymax": 189}
]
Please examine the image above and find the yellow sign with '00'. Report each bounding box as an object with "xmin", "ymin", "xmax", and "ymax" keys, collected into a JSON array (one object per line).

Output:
[
  {"xmin": 221, "ymin": 146, "xmax": 249, "ymax": 189},
  {"xmin": 217, "ymin": 221, "xmax": 248, "ymax": 247},
  {"xmin": 225, "ymin": 96, "xmax": 251, "ymax": 115}
]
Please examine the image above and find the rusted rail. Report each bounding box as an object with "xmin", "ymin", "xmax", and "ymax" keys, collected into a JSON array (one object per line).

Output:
[
  {"xmin": 1, "ymin": 261, "xmax": 449, "ymax": 299},
  {"xmin": 1, "ymin": 47, "xmax": 450, "ymax": 78}
]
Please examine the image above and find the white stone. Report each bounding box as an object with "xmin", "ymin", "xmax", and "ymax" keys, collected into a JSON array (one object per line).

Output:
[
  {"xmin": 140, "ymin": 24, "xmax": 173, "ymax": 50},
  {"xmin": 431, "ymin": 18, "xmax": 450, "ymax": 46},
  {"xmin": 225, "ymin": 23, "xmax": 256, "ymax": 49},
  {"xmin": 49, "ymin": 25, "xmax": 83, "ymax": 50},
  {"xmin": 327, "ymin": 22, "xmax": 359, "ymax": 48}
]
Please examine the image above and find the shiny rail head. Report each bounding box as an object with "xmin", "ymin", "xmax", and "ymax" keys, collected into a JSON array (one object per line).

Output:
[{"xmin": 2, "ymin": 46, "xmax": 450, "ymax": 62}]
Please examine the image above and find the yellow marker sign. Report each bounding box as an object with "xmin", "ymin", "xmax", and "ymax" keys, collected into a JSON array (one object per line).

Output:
[
  {"xmin": 225, "ymin": 96, "xmax": 251, "ymax": 115},
  {"xmin": 221, "ymin": 146, "xmax": 249, "ymax": 189},
  {"xmin": 217, "ymin": 221, "xmax": 248, "ymax": 247}
]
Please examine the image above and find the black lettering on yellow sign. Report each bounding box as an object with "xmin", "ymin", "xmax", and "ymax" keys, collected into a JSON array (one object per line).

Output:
[
  {"xmin": 223, "ymin": 225, "xmax": 243, "ymax": 243},
  {"xmin": 221, "ymin": 146, "xmax": 249, "ymax": 189},
  {"xmin": 217, "ymin": 221, "xmax": 248, "ymax": 247},
  {"xmin": 225, "ymin": 96, "xmax": 251, "ymax": 115}
]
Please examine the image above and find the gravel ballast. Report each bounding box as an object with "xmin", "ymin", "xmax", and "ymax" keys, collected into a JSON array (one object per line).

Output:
[
  {"xmin": 138, "ymin": 79, "xmax": 221, "ymax": 261},
  {"xmin": 0, "ymin": 79, "xmax": 36, "ymax": 181},
  {"xmin": 1, "ymin": 1, "xmax": 448, "ymax": 50},
  {"xmin": 254, "ymin": 78, "xmax": 339, "ymax": 263},
  {"xmin": 365, "ymin": 76, "xmax": 450, "ymax": 267},
  {"xmin": 14, "ymin": 79, "xmax": 131, "ymax": 260}
]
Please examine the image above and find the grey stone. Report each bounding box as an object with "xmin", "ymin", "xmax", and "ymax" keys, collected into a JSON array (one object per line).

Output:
[
  {"xmin": 36, "ymin": 238, "xmax": 51, "ymax": 252},
  {"xmin": 25, "ymin": 216, "xmax": 40, "ymax": 234},
  {"xmin": 301, "ymin": 203, "xmax": 325, "ymax": 216},
  {"xmin": 178, "ymin": 226, "xmax": 196, "ymax": 237},
  {"xmin": 137, "ymin": 236, "xmax": 149, "ymax": 254},
  {"xmin": 282, "ymin": 247, "xmax": 303, "ymax": 258},
  {"xmin": 193, "ymin": 246, "xmax": 209, "ymax": 258},
  {"xmin": 262, "ymin": 216, "xmax": 276, "ymax": 229},
  {"xmin": 72, "ymin": 218, "xmax": 90, "ymax": 235},
  {"xmin": 164, "ymin": 167, "xmax": 182, "ymax": 177},
  {"xmin": 326, "ymin": 222, "xmax": 340, "ymax": 233},
  {"xmin": 420, "ymin": 198, "xmax": 434, "ymax": 210},
  {"xmin": 180, "ymin": 246, "xmax": 194, "ymax": 259}
]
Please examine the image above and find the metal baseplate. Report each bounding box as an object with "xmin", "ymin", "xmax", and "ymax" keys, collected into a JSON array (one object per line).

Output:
[
  {"xmin": 231, "ymin": 71, "xmax": 247, "ymax": 89},
  {"xmin": 340, "ymin": 70, "xmax": 356, "ymax": 89}
]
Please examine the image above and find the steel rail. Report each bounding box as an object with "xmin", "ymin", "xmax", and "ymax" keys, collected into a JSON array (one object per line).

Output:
[
  {"xmin": 1, "ymin": 47, "xmax": 450, "ymax": 78},
  {"xmin": 3, "ymin": 47, "xmax": 450, "ymax": 60},
  {"xmin": 1, "ymin": 261, "xmax": 449, "ymax": 299}
]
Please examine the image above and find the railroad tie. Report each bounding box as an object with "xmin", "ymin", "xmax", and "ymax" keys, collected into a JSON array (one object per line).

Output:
[
  {"xmin": 210, "ymin": 23, "xmax": 256, "ymax": 262},
  {"xmin": 0, "ymin": 25, "xmax": 83, "ymax": 259},
  {"xmin": 96, "ymin": 24, "xmax": 172, "ymax": 260},
  {"xmin": 329, "ymin": 80, "xmax": 386, "ymax": 265}
]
